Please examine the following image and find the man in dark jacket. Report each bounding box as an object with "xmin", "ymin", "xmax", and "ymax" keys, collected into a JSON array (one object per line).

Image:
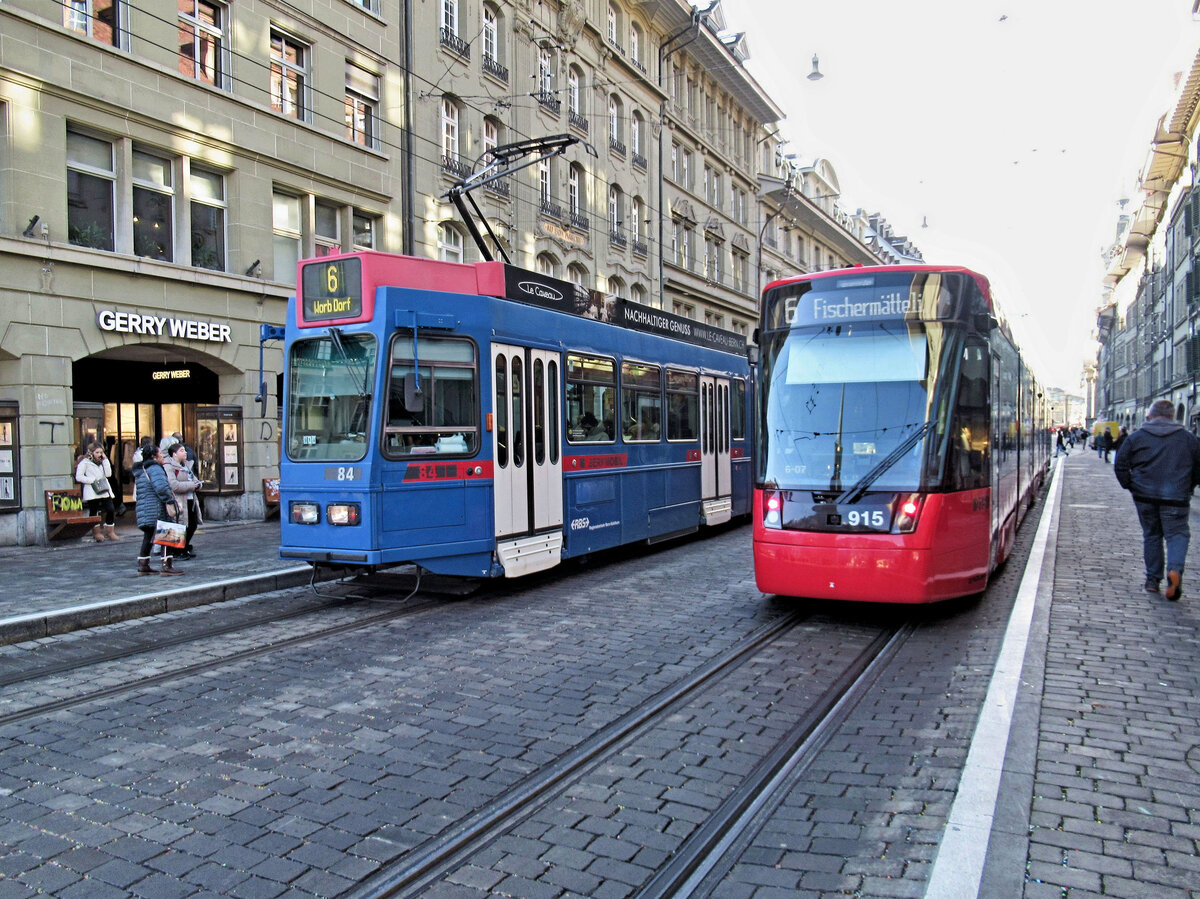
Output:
[{"xmin": 1114, "ymin": 399, "xmax": 1200, "ymax": 599}]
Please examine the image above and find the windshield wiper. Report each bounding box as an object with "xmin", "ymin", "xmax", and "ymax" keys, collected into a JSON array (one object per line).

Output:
[
  {"xmin": 328, "ymin": 328, "xmax": 369, "ymax": 399},
  {"xmin": 834, "ymin": 419, "xmax": 935, "ymax": 505}
]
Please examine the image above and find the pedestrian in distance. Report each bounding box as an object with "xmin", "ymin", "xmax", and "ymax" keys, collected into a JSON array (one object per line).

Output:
[
  {"xmin": 74, "ymin": 442, "xmax": 120, "ymax": 542},
  {"xmin": 1114, "ymin": 398, "xmax": 1200, "ymax": 601},
  {"xmin": 1054, "ymin": 430, "xmax": 1067, "ymax": 458},
  {"xmin": 1114, "ymin": 426, "xmax": 1128, "ymax": 456},
  {"xmin": 133, "ymin": 446, "xmax": 183, "ymax": 577},
  {"xmin": 1102, "ymin": 429, "xmax": 1115, "ymax": 463},
  {"xmin": 165, "ymin": 442, "xmax": 202, "ymax": 560}
]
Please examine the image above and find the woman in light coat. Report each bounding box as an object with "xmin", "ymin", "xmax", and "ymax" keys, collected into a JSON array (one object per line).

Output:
[
  {"xmin": 165, "ymin": 442, "xmax": 203, "ymax": 559},
  {"xmin": 74, "ymin": 443, "xmax": 119, "ymax": 542}
]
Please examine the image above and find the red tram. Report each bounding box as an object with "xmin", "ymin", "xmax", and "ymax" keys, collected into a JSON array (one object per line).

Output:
[{"xmin": 752, "ymin": 265, "xmax": 1050, "ymax": 603}]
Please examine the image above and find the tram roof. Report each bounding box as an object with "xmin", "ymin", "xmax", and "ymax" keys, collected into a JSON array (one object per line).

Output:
[{"xmin": 763, "ymin": 263, "xmax": 992, "ymax": 305}]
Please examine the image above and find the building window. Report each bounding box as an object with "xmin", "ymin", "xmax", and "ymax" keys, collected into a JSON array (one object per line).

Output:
[
  {"xmin": 607, "ymin": 4, "xmax": 618, "ymax": 44},
  {"xmin": 568, "ymin": 263, "xmax": 588, "ymax": 288},
  {"xmin": 536, "ymin": 253, "xmax": 558, "ymax": 278},
  {"xmin": 273, "ymin": 192, "xmax": 302, "ymax": 283},
  {"xmin": 567, "ymin": 67, "xmax": 582, "ymax": 115},
  {"xmin": 440, "ymin": 96, "xmax": 459, "ymax": 162},
  {"xmin": 631, "ymin": 111, "xmax": 643, "ymax": 156},
  {"xmin": 65, "ymin": 0, "xmax": 121, "ymax": 47},
  {"xmin": 608, "ymin": 95, "xmax": 622, "ymax": 143},
  {"xmin": 568, "ymin": 164, "xmax": 582, "ymax": 215},
  {"xmin": 189, "ymin": 165, "xmax": 225, "ymax": 271},
  {"xmin": 631, "ymin": 197, "xmax": 643, "ymax": 242},
  {"xmin": 712, "ymin": 172, "xmax": 722, "ymax": 209},
  {"xmin": 314, "ymin": 202, "xmax": 340, "ymax": 256},
  {"xmin": 537, "ymin": 47, "xmax": 554, "ymax": 97},
  {"xmin": 353, "ymin": 211, "xmax": 376, "ymax": 249},
  {"xmin": 346, "ymin": 62, "xmax": 379, "ymax": 148},
  {"xmin": 609, "ymin": 186, "xmax": 622, "ymax": 231},
  {"xmin": 681, "ymin": 148, "xmax": 692, "ymax": 189},
  {"xmin": 67, "ymin": 130, "xmax": 115, "ymax": 252},
  {"xmin": 438, "ymin": 223, "xmax": 463, "ymax": 262},
  {"xmin": 482, "ymin": 5, "xmax": 498, "ymax": 60},
  {"xmin": 670, "ymin": 142, "xmax": 679, "ymax": 182},
  {"xmin": 442, "ymin": 0, "xmax": 459, "ymax": 35},
  {"xmin": 132, "ymin": 149, "xmax": 174, "ymax": 261},
  {"xmin": 630, "ymin": 22, "xmax": 642, "ymax": 66},
  {"xmin": 178, "ymin": 1, "xmax": 224, "ymax": 87},
  {"xmin": 630, "ymin": 284, "xmax": 646, "ymax": 305},
  {"xmin": 483, "ymin": 118, "xmax": 500, "ymax": 155},
  {"xmin": 538, "ymin": 158, "xmax": 552, "ymax": 203},
  {"xmin": 270, "ymin": 31, "xmax": 307, "ymax": 120}
]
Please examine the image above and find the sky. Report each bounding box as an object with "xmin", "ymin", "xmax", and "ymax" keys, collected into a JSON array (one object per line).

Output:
[{"xmin": 724, "ymin": 0, "xmax": 1200, "ymax": 391}]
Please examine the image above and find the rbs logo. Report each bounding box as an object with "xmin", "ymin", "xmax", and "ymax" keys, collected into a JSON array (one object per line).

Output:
[{"xmin": 570, "ymin": 517, "xmax": 590, "ymax": 531}]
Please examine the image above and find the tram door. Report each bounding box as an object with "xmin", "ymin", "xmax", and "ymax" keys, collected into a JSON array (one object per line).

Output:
[
  {"xmin": 699, "ymin": 375, "xmax": 732, "ymax": 525},
  {"xmin": 491, "ymin": 344, "xmax": 564, "ymax": 576}
]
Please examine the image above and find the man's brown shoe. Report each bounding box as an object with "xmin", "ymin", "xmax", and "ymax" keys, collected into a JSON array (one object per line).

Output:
[{"xmin": 1165, "ymin": 570, "xmax": 1182, "ymax": 601}]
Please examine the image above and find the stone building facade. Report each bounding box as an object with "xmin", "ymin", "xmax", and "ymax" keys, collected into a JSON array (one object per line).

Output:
[{"xmin": 0, "ymin": 0, "xmax": 903, "ymax": 544}]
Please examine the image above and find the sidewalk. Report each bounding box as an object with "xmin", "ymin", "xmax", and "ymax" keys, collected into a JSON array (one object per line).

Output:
[
  {"xmin": 971, "ymin": 447, "xmax": 1200, "ymax": 896},
  {"xmin": 0, "ymin": 518, "xmax": 313, "ymax": 646}
]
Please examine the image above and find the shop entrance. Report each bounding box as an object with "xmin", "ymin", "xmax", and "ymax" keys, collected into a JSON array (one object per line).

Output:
[{"xmin": 72, "ymin": 358, "xmax": 219, "ymax": 505}]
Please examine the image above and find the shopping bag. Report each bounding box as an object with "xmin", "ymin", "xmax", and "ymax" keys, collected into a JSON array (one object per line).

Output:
[{"xmin": 153, "ymin": 519, "xmax": 186, "ymax": 549}]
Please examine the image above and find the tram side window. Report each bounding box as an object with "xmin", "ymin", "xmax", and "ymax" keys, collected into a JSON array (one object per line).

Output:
[
  {"xmin": 566, "ymin": 353, "xmax": 615, "ymax": 443},
  {"xmin": 730, "ymin": 378, "xmax": 746, "ymax": 441},
  {"xmin": 384, "ymin": 335, "xmax": 478, "ymax": 456},
  {"xmin": 666, "ymin": 369, "xmax": 698, "ymax": 441},
  {"xmin": 287, "ymin": 333, "xmax": 376, "ymax": 462},
  {"xmin": 948, "ymin": 341, "xmax": 989, "ymax": 490},
  {"xmin": 621, "ymin": 361, "xmax": 661, "ymax": 442}
]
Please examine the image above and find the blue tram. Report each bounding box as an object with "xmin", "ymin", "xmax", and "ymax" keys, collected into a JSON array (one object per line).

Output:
[{"xmin": 279, "ymin": 251, "xmax": 753, "ymax": 578}]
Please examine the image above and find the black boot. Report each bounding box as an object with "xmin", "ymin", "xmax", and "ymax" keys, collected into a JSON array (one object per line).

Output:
[
  {"xmin": 160, "ymin": 556, "xmax": 184, "ymax": 576},
  {"xmin": 137, "ymin": 556, "xmax": 154, "ymax": 575}
]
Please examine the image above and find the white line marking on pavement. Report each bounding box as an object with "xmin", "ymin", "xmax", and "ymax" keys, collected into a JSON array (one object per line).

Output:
[{"xmin": 924, "ymin": 457, "xmax": 1064, "ymax": 899}]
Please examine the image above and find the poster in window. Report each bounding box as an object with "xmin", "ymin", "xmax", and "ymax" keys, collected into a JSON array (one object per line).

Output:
[
  {"xmin": 224, "ymin": 467, "xmax": 239, "ymax": 486},
  {"xmin": 0, "ymin": 422, "xmax": 11, "ymax": 446},
  {"xmin": 0, "ymin": 450, "xmax": 11, "ymax": 471},
  {"xmin": 223, "ymin": 445, "xmax": 238, "ymax": 465},
  {"xmin": 0, "ymin": 478, "xmax": 12, "ymax": 501},
  {"xmin": 223, "ymin": 423, "xmax": 238, "ymax": 443}
]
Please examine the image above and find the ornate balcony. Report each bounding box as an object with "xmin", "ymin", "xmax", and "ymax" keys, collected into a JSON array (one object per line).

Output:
[
  {"xmin": 482, "ymin": 54, "xmax": 508, "ymax": 83},
  {"xmin": 609, "ymin": 137, "xmax": 626, "ymax": 157},
  {"xmin": 534, "ymin": 91, "xmax": 561, "ymax": 114},
  {"xmin": 632, "ymin": 151, "xmax": 647, "ymax": 170},
  {"xmin": 439, "ymin": 27, "xmax": 470, "ymax": 59},
  {"xmin": 540, "ymin": 198, "xmax": 563, "ymax": 220},
  {"xmin": 441, "ymin": 155, "xmax": 472, "ymax": 179},
  {"xmin": 609, "ymin": 229, "xmax": 627, "ymax": 248},
  {"xmin": 485, "ymin": 177, "xmax": 510, "ymax": 198},
  {"xmin": 632, "ymin": 239, "xmax": 648, "ymax": 257},
  {"xmin": 568, "ymin": 110, "xmax": 589, "ymax": 133},
  {"xmin": 569, "ymin": 210, "xmax": 590, "ymax": 232}
]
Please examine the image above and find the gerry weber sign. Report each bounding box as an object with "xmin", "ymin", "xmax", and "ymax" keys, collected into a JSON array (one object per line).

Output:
[{"xmin": 97, "ymin": 310, "xmax": 232, "ymax": 343}]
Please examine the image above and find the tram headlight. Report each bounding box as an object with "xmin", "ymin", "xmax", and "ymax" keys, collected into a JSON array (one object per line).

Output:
[
  {"xmin": 290, "ymin": 501, "xmax": 320, "ymax": 525},
  {"xmin": 763, "ymin": 491, "xmax": 782, "ymax": 529},
  {"xmin": 894, "ymin": 494, "xmax": 923, "ymax": 534},
  {"xmin": 326, "ymin": 503, "xmax": 361, "ymax": 526}
]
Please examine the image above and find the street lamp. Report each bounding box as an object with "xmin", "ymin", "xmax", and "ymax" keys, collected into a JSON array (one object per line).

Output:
[{"xmin": 807, "ymin": 55, "xmax": 824, "ymax": 81}]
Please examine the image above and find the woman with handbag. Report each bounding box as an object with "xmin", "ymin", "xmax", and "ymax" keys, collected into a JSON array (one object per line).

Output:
[
  {"xmin": 75, "ymin": 443, "xmax": 119, "ymax": 542},
  {"xmin": 133, "ymin": 446, "xmax": 183, "ymax": 576}
]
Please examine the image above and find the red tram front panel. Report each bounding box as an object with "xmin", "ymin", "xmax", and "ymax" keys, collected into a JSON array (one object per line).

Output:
[{"xmin": 752, "ymin": 489, "xmax": 991, "ymax": 603}]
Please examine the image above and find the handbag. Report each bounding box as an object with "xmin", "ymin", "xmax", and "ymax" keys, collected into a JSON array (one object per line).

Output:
[{"xmin": 153, "ymin": 518, "xmax": 186, "ymax": 549}]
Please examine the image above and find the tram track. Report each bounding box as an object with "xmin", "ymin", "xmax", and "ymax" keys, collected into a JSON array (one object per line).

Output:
[
  {"xmin": 0, "ymin": 590, "xmax": 450, "ymax": 727},
  {"xmin": 351, "ymin": 613, "xmax": 910, "ymax": 899}
]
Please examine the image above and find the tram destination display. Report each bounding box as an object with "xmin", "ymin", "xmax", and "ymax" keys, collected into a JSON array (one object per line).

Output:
[{"xmin": 300, "ymin": 257, "xmax": 363, "ymax": 322}]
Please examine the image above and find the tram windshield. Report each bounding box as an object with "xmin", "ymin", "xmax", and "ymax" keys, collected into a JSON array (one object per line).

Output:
[
  {"xmin": 286, "ymin": 332, "xmax": 377, "ymax": 461},
  {"xmin": 759, "ymin": 321, "xmax": 960, "ymax": 493}
]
